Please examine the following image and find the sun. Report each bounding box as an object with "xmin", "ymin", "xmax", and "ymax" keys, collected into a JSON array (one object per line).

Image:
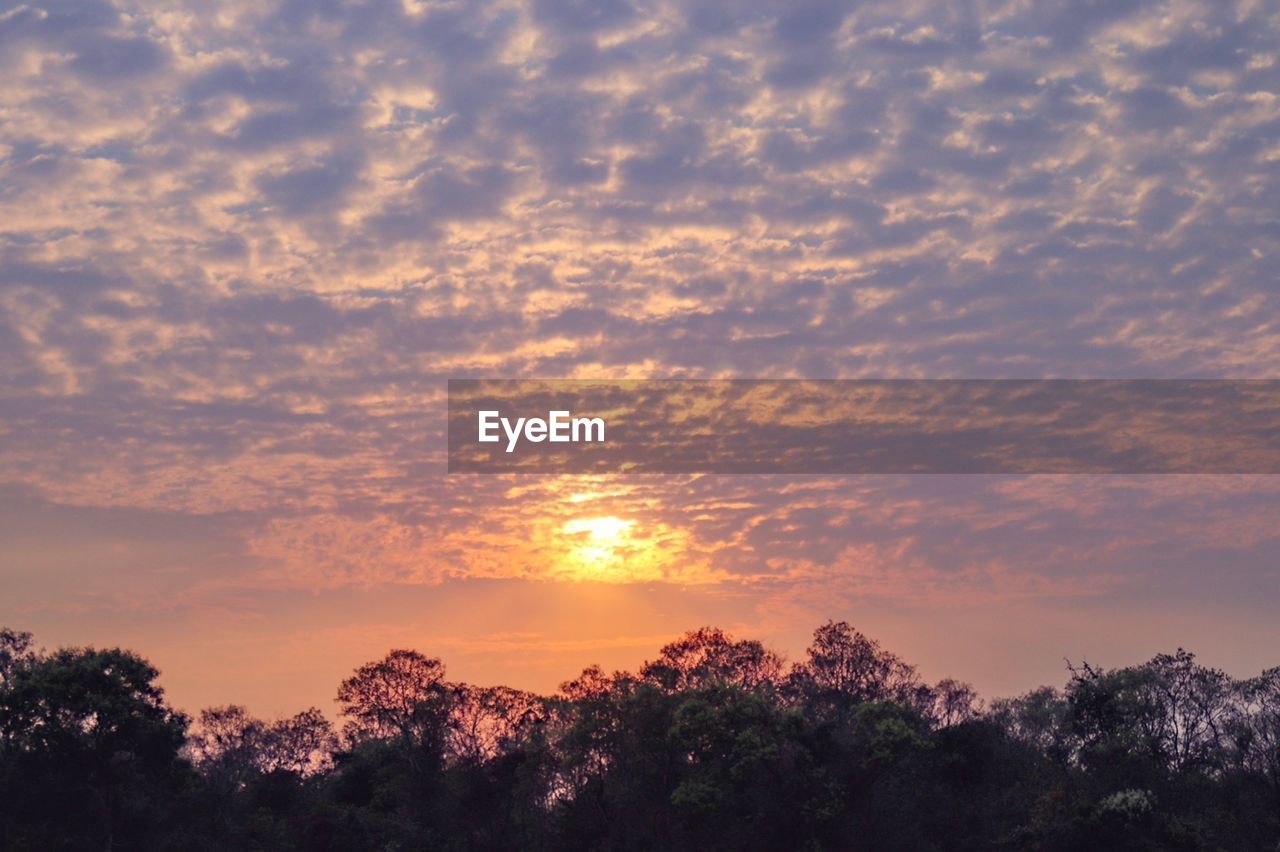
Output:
[
  {"xmin": 551, "ymin": 512, "xmax": 712, "ymax": 584},
  {"xmin": 561, "ymin": 516, "xmax": 637, "ymax": 577},
  {"xmin": 563, "ymin": 516, "xmax": 634, "ymax": 543}
]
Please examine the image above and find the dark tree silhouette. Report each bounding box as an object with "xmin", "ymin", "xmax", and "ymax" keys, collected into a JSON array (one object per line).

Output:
[
  {"xmin": 336, "ymin": 648, "xmax": 450, "ymax": 746},
  {"xmin": 188, "ymin": 704, "xmax": 337, "ymax": 784},
  {"xmin": 641, "ymin": 626, "xmax": 784, "ymax": 692},
  {"xmin": 0, "ymin": 645, "xmax": 189, "ymax": 850},
  {"xmin": 2, "ymin": 623, "xmax": 1278, "ymax": 851}
]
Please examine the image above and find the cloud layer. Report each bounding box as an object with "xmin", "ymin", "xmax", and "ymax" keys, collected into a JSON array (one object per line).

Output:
[{"xmin": 1, "ymin": 0, "xmax": 1278, "ymax": 711}]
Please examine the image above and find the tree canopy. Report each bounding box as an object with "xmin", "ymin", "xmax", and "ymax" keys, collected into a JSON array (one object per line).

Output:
[{"xmin": 2, "ymin": 622, "xmax": 1278, "ymax": 850}]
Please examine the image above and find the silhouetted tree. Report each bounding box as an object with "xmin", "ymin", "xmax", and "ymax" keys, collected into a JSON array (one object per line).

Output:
[
  {"xmin": 1065, "ymin": 649, "xmax": 1235, "ymax": 780},
  {"xmin": 1234, "ymin": 666, "xmax": 1280, "ymax": 787},
  {"xmin": 786, "ymin": 621, "xmax": 931, "ymax": 726},
  {"xmin": 930, "ymin": 677, "xmax": 982, "ymax": 728},
  {"xmin": 0, "ymin": 643, "xmax": 189, "ymax": 850},
  {"xmin": 188, "ymin": 704, "xmax": 336, "ymax": 785},
  {"xmin": 641, "ymin": 627, "xmax": 784, "ymax": 693},
  {"xmin": 448, "ymin": 685, "xmax": 545, "ymax": 766},
  {"xmin": 4, "ymin": 623, "xmax": 1280, "ymax": 851},
  {"xmin": 988, "ymin": 685, "xmax": 1076, "ymax": 766},
  {"xmin": 0, "ymin": 629, "xmax": 34, "ymax": 685}
]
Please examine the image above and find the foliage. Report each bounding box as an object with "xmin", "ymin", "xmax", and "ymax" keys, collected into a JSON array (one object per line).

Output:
[
  {"xmin": 0, "ymin": 644, "xmax": 190, "ymax": 850},
  {"xmin": 2, "ymin": 623, "xmax": 1278, "ymax": 850}
]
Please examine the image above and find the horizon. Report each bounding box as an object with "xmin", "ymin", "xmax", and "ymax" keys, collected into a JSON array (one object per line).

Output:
[
  {"xmin": 8, "ymin": 576, "xmax": 1279, "ymax": 722},
  {"xmin": 8, "ymin": 605, "xmax": 1277, "ymax": 724}
]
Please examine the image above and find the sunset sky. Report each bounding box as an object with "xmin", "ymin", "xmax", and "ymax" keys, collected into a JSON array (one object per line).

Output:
[{"xmin": 1, "ymin": 0, "xmax": 1278, "ymax": 719}]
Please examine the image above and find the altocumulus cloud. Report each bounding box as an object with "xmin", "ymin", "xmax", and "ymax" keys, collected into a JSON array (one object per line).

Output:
[{"xmin": 0, "ymin": 0, "xmax": 1278, "ymax": 602}]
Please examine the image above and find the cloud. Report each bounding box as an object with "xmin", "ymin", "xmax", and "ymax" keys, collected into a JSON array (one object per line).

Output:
[{"xmin": 0, "ymin": 0, "xmax": 1277, "ymax": 615}]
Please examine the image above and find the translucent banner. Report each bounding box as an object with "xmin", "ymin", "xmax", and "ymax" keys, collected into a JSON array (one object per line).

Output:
[{"xmin": 447, "ymin": 380, "xmax": 1280, "ymax": 474}]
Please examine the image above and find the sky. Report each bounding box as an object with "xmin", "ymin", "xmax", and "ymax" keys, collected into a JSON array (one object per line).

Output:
[{"xmin": 1, "ymin": 0, "xmax": 1278, "ymax": 719}]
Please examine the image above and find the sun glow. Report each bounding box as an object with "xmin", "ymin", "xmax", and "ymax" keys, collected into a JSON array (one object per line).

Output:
[
  {"xmin": 553, "ymin": 511, "xmax": 720, "ymax": 584},
  {"xmin": 563, "ymin": 515, "xmax": 634, "ymax": 542},
  {"xmin": 562, "ymin": 515, "xmax": 636, "ymax": 573}
]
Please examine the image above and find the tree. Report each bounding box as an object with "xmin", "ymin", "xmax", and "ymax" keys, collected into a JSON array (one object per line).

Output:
[
  {"xmin": 187, "ymin": 704, "xmax": 265, "ymax": 789},
  {"xmin": 640, "ymin": 627, "xmax": 783, "ymax": 693},
  {"xmin": 1066, "ymin": 649, "xmax": 1235, "ymax": 778},
  {"xmin": 988, "ymin": 686, "xmax": 1075, "ymax": 766},
  {"xmin": 787, "ymin": 621, "xmax": 927, "ymax": 722},
  {"xmin": 666, "ymin": 685, "xmax": 833, "ymax": 851},
  {"xmin": 336, "ymin": 649, "xmax": 450, "ymax": 746},
  {"xmin": 448, "ymin": 684, "xmax": 544, "ymax": 765},
  {"xmin": 4, "ymin": 623, "xmax": 1280, "ymax": 849},
  {"xmin": 265, "ymin": 706, "xmax": 338, "ymax": 775},
  {"xmin": 1136, "ymin": 649, "xmax": 1235, "ymax": 774},
  {"xmin": 1231, "ymin": 666, "xmax": 1280, "ymax": 786},
  {"xmin": 188, "ymin": 704, "xmax": 337, "ymax": 785},
  {"xmin": 0, "ymin": 628, "xmax": 34, "ymax": 685},
  {"xmin": 930, "ymin": 678, "xmax": 982, "ymax": 728},
  {"xmin": 0, "ymin": 644, "xmax": 189, "ymax": 850}
]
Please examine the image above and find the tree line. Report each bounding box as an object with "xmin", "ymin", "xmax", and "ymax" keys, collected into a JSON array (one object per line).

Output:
[{"xmin": 1, "ymin": 622, "xmax": 1278, "ymax": 850}]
